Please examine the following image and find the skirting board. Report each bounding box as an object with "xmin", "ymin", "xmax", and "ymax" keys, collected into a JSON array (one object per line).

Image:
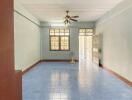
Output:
[
  {"xmin": 100, "ymin": 64, "xmax": 132, "ymax": 86},
  {"xmin": 22, "ymin": 60, "xmax": 41, "ymax": 74},
  {"xmin": 42, "ymin": 59, "xmax": 79, "ymax": 62},
  {"xmin": 22, "ymin": 60, "xmax": 78, "ymax": 74}
]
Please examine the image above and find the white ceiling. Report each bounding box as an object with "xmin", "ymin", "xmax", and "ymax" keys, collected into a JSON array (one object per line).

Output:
[{"xmin": 17, "ymin": 0, "xmax": 124, "ymax": 22}]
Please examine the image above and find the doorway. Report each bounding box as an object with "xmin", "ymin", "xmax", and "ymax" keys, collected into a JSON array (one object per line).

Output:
[{"xmin": 79, "ymin": 29, "xmax": 93, "ymax": 61}]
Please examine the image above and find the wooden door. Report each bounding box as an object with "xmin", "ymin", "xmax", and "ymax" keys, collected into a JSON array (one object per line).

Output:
[{"xmin": 0, "ymin": 0, "xmax": 22, "ymax": 100}]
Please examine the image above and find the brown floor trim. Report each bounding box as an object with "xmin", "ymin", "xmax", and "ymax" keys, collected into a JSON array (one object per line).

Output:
[
  {"xmin": 100, "ymin": 64, "xmax": 132, "ymax": 86},
  {"xmin": 42, "ymin": 59, "xmax": 79, "ymax": 62},
  {"xmin": 22, "ymin": 60, "xmax": 41, "ymax": 74},
  {"xmin": 22, "ymin": 60, "xmax": 79, "ymax": 74}
]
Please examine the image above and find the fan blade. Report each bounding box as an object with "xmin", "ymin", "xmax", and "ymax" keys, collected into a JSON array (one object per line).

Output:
[
  {"xmin": 70, "ymin": 16, "xmax": 79, "ymax": 18},
  {"xmin": 70, "ymin": 18, "xmax": 78, "ymax": 22},
  {"xmin": 64, "ymin": 20, "xmax": 67, "ymax": 24},
  {"xmin": 66, "ymin": 19, "xmax": 69, "ymax": 23},
  {"xmin": 64, "ymin": 20, "xmax": 68, "ymax": 24},
  {"xmin": 64, "ymin": 19, "xmax": 69, "ymax": 24}
]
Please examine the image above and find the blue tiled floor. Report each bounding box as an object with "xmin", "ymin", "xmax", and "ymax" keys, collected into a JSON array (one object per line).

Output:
[{"xmin": 23, "ymin": 61, "xmax": 132, "ymax": 100}]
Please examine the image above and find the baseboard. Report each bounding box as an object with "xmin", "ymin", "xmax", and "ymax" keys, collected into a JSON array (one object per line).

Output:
[
  {"xmin": 22, "ymin": 60, "xmax": 78, "ymax": 74},
  {"xmin": 41, "ymin": 59, "xmax": 79, "ymax": 62},
  {"xmin": 22, "ymin": 60, "xmax": 41, "ymax": 74},
  {"xmin": 100, "ymin": 64, "xmax": 132, "ymax": 86}
]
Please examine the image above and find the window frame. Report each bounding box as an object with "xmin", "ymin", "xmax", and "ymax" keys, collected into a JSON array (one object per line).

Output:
[
  {"xmin": 79, "ymin": 28, "xmax": 94, "ymax": 36},
  {"xmin": 49, "ymin": 29, "xmax": 70, "ymax": 51}
]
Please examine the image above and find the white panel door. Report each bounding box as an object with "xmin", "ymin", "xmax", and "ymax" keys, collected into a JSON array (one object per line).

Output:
[
  {"xmin": 79, "ymin": 36, "xmax": 93, "ymax": 61},
  {"xmin": 79, "ymin": 36, "xmax": 85, "ymax": 59},
  {"xmin": 85, "ymin": 36, "xmax": 93, "ymax": 61}
]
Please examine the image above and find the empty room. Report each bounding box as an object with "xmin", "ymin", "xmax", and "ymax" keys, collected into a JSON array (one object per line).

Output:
[{"xmin": 0, "ymin": 0, "xmax": 132, "ymax": 100}]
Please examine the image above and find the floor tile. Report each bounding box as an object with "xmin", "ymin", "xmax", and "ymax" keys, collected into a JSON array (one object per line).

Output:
[{"xmin": 23, "ymin": 61, "xmax": 132, "ymax": 100}]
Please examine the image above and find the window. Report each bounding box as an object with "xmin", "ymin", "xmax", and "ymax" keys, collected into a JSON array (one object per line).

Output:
[
  {"xmin": 79, "ymin": 28, "xmax": 94, "ymax": 36},
  {"xmin": 50, "ymin": 29, "xmax": 70, "ymax": 51}
]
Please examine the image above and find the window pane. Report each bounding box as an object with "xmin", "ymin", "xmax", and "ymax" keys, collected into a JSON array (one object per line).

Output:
[
  {"xmin": 86, "ymin": 32, "xmax": 93, "ymax": 35},
  {"xmin": 60, "ymin": 29, "xmax": 65, "ymax": 35},
  {"xmin": 86, "ymin": 29, "xmax": 93, "ymax": 35},
  {"xmin": 55, "ymin": 32, "xmax": 59, "ymax": 35},
  {"xmin": 65, "ymin": 29, "xmax": 69, "ymax": 33},
  {"xmin": 79, "ymin": 29, "xmax": 82, "ymax": 33},
  {"xmin": 50, "ymin": 29, "xmax": 54, "ymax": 33},
  {"xmin": 60, "ymin": 29, "xmax": 64, "ymax": 33},
  {"xmin": 89, "ymin": 29, "xmax": 93, "ymax": 33},
  {"xmin": 55, "ymin": 29, "xmax": 59, "ymax": 33},
  {"xmin": 86, "ymin": 29, "xmax": 90, "ymax": 33},
  {"xmin": 50, "ymin": 29, "xmax": 55, "ymax": 35},
  {"xmin": 79, "ymin": 29, "xmax": 93, "ymax": 36},
  {"xmin": 50, "ymin": 32, "xmax": 55, "ymax": 35},
  {"xmin": 65, "ymin": 33, "xmax": 69, "ymax": 35},
  {"xmin": 79, "ymin": 29, "xmax": 85, "ymax": 33},
  {"xmin": 86, "ymin": 29, "xmax": 93, "ymax": 32},
  {"xmin": 60, "ymin": 37, "xmax": 69, "ymax": 50},
  {"xmin": 51, "ymin": 37, "xmax": 59, "ymax": 50},
  {"xmin": 79, "ymin": 33, "xmax": 85, "ymax": 36},
  {"xmin": 79, "ymin": 29, "xmax": 85, "ymax": 35},
  {"xmin": 60, "ymin": 32, "xmax": 64, "ymax": 35},
  {"xmin": 55, "ymin": 29, "xmax": 59, "ymax": 35}
]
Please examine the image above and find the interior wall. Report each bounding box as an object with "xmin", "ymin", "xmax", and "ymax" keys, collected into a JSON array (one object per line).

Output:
[
  {"xmin": 96, "ymin": 0, "xmax": 132, "ymax": 81},
  {"xmin": 40, "ymin": 22, "xmax": 95, "ymax": 60},
  {"xmin": 14, "ymin": 0, "xmax": 41, "ymax": 71}
]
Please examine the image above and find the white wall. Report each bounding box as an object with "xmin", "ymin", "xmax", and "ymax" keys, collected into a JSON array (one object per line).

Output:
[
  {"xmin": 14, "ymin": 0, "xmax": 41, "ymax": 71},
  {"xmin": 96, "ymin": 0, "xmax": 132, "ymax": 81},
  {"xmin": 40, "ymin": 22, "xmax": 95, "ymax": 60}
]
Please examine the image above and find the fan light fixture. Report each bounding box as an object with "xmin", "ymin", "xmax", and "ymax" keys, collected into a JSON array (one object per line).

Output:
[{"xmin": 64, "ymin": 10, "xmax": 79, "ymax": 25}]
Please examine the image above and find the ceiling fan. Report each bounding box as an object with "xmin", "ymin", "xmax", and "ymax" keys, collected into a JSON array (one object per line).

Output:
[{"xmin": 64, "ymin": 10, "xmax": 79, "ymax": 25}]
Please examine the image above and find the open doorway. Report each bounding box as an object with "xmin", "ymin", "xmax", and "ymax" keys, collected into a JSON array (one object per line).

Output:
[{"xmin": 79, "ymin": 29, "xmax": 93, "ymax": 61}]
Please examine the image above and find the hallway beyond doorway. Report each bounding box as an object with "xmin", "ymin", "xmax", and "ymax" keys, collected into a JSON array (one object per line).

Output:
[{"xmin": 23, "ymin": 61, "xmax": 132, "ymax": 100}]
